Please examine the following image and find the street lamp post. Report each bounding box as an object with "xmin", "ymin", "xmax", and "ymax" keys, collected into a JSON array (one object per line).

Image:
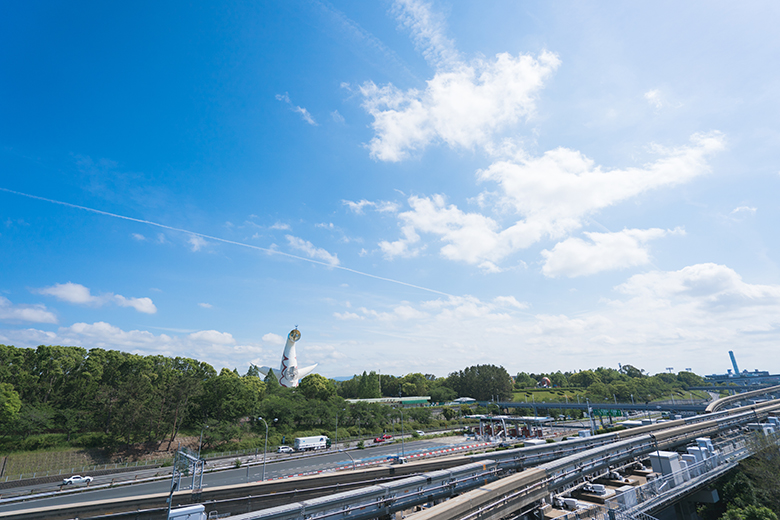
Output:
[
  {"xmin": 586, "ymin": 398, "xmax": 595, "ymax": 436},
  {"xmin": 398, "ymin": 391, "xmax": 405, "ymax": 458},
  {"xmin": 257, "ymin": 417, "xmax": 269, "ymax": 481},
  {"xmin": 198, "ymin": 424, "xmax": 208, "ymax": 459}
]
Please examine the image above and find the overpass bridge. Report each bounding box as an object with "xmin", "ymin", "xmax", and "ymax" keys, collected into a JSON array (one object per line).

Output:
[{"xmin": 479, "ymin": 400, "xmax": 709, "ymax": 414}]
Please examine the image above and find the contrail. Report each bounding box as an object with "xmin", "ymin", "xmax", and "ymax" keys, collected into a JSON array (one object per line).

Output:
[{"xmin": 0, "ymin": 187, "xmax": 453, "ymax": 298}]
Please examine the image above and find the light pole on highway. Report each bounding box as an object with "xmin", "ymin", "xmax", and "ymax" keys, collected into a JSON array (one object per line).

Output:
[
  {"xmin": 398, "ymin": 391, "xmax": 405, "ymax": 458},
  {"xmin": 257, "ymin": 417, "xmax": 270, "ymax": 481},
  {"xmin": 198, "ymin": 424, "xmax": 209, "ymax": 459}
]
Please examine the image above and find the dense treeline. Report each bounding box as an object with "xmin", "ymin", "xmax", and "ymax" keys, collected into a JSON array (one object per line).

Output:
[
  {"xmin": 336, "ymin": 364, "xmax": 513, "ymax": 402},
  {"xmin": 0, "ymin": 343, "xmax": 713, "ymax": 457},
  {"xmin": 514, "ymin": 365, "xmax": 707, "ymax": 402},
  {"xmin": 0, "ymin": 344, "xmax": 262, "ymax": 448},
  {"xmin": 0, "ymin": 345, "xmax": 502, "ymax": 453}
]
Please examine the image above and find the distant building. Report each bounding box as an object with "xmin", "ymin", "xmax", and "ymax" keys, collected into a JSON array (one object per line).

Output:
[
  {"xmin": 705, "ymin": 350, "xmax": 780, "ymax": 386},
  {"xmin": 345, "ymin": 396, "xmax": 430, "ymax": 406}
]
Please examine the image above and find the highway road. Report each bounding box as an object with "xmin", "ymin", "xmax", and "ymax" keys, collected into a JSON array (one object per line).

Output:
[{"xmin": 0, "ymin": 436, "xmax": 475, "ymax": 513}]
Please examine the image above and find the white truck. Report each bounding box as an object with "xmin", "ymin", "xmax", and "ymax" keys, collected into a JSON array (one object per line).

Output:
[{"xmin": 294, "ymin": 435, "xmax": 330, "ymax": 452}]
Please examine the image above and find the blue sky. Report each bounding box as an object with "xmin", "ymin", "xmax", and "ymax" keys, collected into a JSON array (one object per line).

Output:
[{"xmin": 2, "ymin": 1, "xmax": 779, "ymax": 378}]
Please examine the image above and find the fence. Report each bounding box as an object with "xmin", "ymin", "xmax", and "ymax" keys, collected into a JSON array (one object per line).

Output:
[{"xmin": 1, "ymin": 457, "xmax": 170, "ymax": 483}]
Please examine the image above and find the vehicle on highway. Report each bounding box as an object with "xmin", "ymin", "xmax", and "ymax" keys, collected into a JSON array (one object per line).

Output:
[
  {"xmin": 294, "ymin": 435, "xmax": 330, "ymax": 451},
  {"xmin": 381, "ymin": 434, "xmax": 393, "ymax": 440},
  {"xmin": 277, "ymin": 445, "xmax": 294, "ymax": 453},
  {"xmin": 62, "ymin": 475, "xmax": 93, "ymax": 486},
  {"xmin": 374, "ymin": 436, "xmax": 385, "ymax": 443},
  {"xmin": 415, "ymin": 430, "xmax": 425, "ymax": 436}
]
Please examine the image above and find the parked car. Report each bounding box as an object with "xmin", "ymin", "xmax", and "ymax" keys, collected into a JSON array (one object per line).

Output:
[
  {"xmin": 62, "ymin": 475, "xmax": 93, "ymax": 486},
  {"xmin": 277, "ymin": 445, "xmax": 294, "ymax": 453}
]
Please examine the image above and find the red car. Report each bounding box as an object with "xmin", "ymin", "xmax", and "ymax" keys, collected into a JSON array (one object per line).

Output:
[
  {"xmin": 374, "ymin": 437, "xmax": 384, "ymax": 443},
  {"xmin": 381, "ymin": 434, "xmax": 393, "ymax": 440}
]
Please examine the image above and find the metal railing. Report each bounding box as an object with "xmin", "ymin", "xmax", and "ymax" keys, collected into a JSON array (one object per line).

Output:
[{"xmin": 601, "ymin": 432, "xmax": 780, "ymax": 516}]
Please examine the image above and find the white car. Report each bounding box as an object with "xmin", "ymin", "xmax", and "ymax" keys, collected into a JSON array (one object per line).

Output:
[
  {"xmin": 277, "ymin": 445, "xmax": 294, "ymax": 453},
  {"xmin": 62, "ymin": 475, "xmax": 93, "ymax": 485},
  {"xmin": 415, "ymin": 430, "xmax": 425, "ymax": 436}
]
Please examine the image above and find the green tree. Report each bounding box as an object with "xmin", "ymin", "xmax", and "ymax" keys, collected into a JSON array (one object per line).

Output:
[
  {"xmin": 0, "ymin": 382, "xmax": 22, "ymax": 426},
  {"xmin": 515, "ymin": 372, "xmax": 537, "ymax": 388},
  {"xmin": 723, "ymin": 506, "xmax": 777, "ymax": 520},
  {"xmin": 448, "ymin": 365, "xmax": 513, "ymax": 401},
  {"xmin": 357, "ymin": 371, "xmax": 381, "ymax": 398},
  {"xmin": 569, "ymin": 370, "xmax": 601, "ymax": 388},
  {"xmin": 429, "ymin": 385, "xmax": 456, "ymax": 403},
  {"xmin": 299, "ymin": 374, "xmax": 336, "ymax": 401}
]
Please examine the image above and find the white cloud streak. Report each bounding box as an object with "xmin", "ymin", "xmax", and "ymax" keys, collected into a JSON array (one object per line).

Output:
[
  {"xmin": 0, "ymin": 188, "xmax": 454, "ymax": 298},
  {"xmin": 276, "ymin": 92, "xmax": 318, "ymax": 126}
]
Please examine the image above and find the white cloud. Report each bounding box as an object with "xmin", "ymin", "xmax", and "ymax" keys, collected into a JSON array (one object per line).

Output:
[
  {"xmin": 131, "ymin": 233, "xmax": 146, "ymax": 241},
  {"xmin": 356, "ymin": 1, "xmax": 559, "ymax": 162},
  {"xmin": 478, "ymin": 133, "xmax": 724, "ymax": 239},
  {"xmin": 34, "ymin": 282, "xmax": 157, "ymax": 314},
  {"xmin": 286, "ymin": 235, "xmax": 340, "ymax": 266},
  {"xmin": 360, "ymin": 50, "xmax": 560, "ymax": 161},
  {"xmin": 392, "ymin": 0, "xmax": 460, "ymax": 69},
  {"xmin": 334, "ymin": 311, "xmax": 363, "ymax": 320},
  {"xmin": 379, "ymin": 133, "xmax": 723, "ymax": 266},
  {"xmin": 0, "ymin": 297, "xmax": 57, "ymax": 324},
  {"xmin": 198, "ymin": 302, "xmax": 213, "ymax": 309},
  {"xmin": 331, "ymin": 110, "xmax": 345, "ymax": 123},
  {"xmin": 37, "ymin": 282, "xmax": 98, "ymax": 304},
  {"xmin": 644, "ymin": 89, "xmax": 664, "ymax": 109},
  {"xmin": 493, "ymin": 296, "xmax": 529, "ymax": 309},
  {"xmin": 731, "ymin": 206, "xmax": 757, "ymax": 215},
  {"xmin": 261, "ymin": 333, "xmax": 285, "ymax": 345},
  {"xmin": 189, "ymin": 330, "xmax": 236, "ymax": 345},
  {"xmin": 188, "ymin": 235, "xmax": 207, "ymax": 252},
  {"xmin": 541, "ymin": 228, "xmax": 679, "ymax": 278},
  {"xmin": 276, "ymin": 92, "xmax": 318, "ymax": 126},
  {"xmin": 343, "ymin": 199, "xmax": 400, "ymax": 214},
  {"xmin": 270, "ymin": 222, "xmax": 291, "ymax": 230},
  {"xmin": 616, "ymin": 263, "xmax": 780, "ymax": 309},
  {"xmin": 114, "ymin": 295, "xmax": 157, "ymax": 314}
]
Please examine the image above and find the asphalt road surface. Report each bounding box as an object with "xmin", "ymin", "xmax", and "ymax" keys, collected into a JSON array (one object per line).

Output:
[{"xmin": 0, "ymin": 437, "xmax": 473, "ymax": 513}]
